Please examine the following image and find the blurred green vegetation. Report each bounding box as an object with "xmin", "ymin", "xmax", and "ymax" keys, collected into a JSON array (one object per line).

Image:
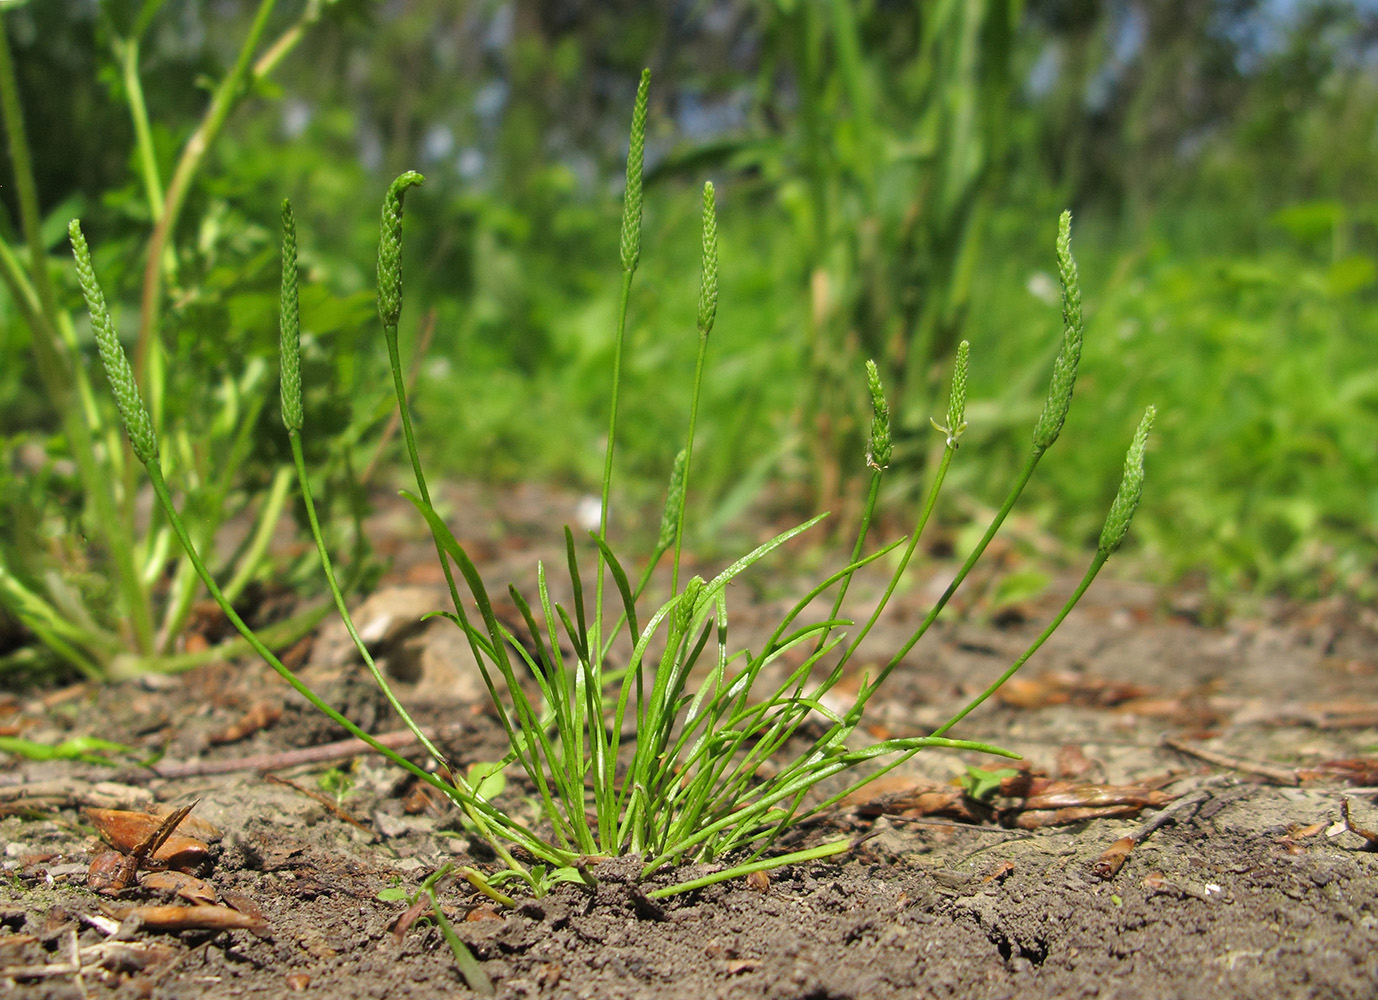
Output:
[{"xmin": 2, "ymin": 0, "xmax": 1376, "ymax": 651}]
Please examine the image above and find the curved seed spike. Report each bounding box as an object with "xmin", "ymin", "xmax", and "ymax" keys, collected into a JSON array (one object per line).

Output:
[
  {"xmin": 619, "ymin": 69, "xmax": 651, "ymax": 274},
  {"xmin": 1032, "ymin": 211, "xmax": 1084, "ymax": 449},
  {"xmin": 1099, "ymin": 405, "xmax": 1156, "ymax": 555},
  {"xmin": 697, "ymin": 182, "xmax": 718, "ymax": 336},
  {"xmin": 865, "ymin": 360, "xmax": 891, "ymax": 469},
  {"xmin": 279, "ymin": 199, "xmax": 303, "ymax": 433},
  {"xmin": 377, "ymin": 171, "xmax": 425, "ymax": 329},
  {"xmin": 673, "ymin": 575, "xmax": 705, "ymax": 634},
  {"xmin": 68, "ymin": 221, "xmax": 158, "ymax": 464}
]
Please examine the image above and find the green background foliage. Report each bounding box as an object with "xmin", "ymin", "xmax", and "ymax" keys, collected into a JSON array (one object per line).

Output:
[{"xmin": 3, "ymin": 0, "xmax": 1376, "ymax": 629}]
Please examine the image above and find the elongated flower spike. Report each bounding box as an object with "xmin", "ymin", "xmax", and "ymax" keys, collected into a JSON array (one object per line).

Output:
[
  {"xmin": 1099, "ymin": 405, "xmax": 1156, "ymax": 555},
  {"xmin": 279, "ymin": 199, "xmax": 303, "ymax": 434},
  {"xmin": 657, "ymin": 449, "xmax": 688, "ymax": 553},
  {"xmin": 1032, "ymin": 211, "xmax": 1083, "ymax": 450},
  {"xmin": 68, "ymin": 221, "xmax": 158, "ymax": 465},
  {"xmin": 929, "ymin": 339, "xmax": 969, "ymax": 448},
  {"xmin": 378, "ymin": 171, "xmax": 425, "ymax": 331},
  {"xmin": 697, "ymin": 182, "xmax": 718, "ymax": 337},
  {"xmin": 619, "ymin": 69, "xmax": 651, "ymax": 274},
  {"xmin": 865, "ymin": 360, "xmax": 891, "ymax": 469}
]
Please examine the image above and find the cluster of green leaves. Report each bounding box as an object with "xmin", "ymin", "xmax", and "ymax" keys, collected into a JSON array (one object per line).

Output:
[
  {"xmin": 73, "ymin": 75, "xmax": 1152, "ymax": 967},
  {"xmin": 0, "ymin": 1, "xmax": 375, "ymax": 678}
]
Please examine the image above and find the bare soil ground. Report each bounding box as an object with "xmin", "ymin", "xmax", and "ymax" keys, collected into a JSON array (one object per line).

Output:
[{"xmin": 3, "ymin": 482, "xmax": 1378, "ymax": 999}]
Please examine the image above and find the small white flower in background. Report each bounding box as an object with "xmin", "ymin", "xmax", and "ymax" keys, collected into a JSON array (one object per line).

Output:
[
  {"xmin": 576, "ymin": 495, "xmax": 602, "ymax": 533},
  {"xmin": 1026, "ymin": 270, "xmax": 1059, "ymax": 305}
]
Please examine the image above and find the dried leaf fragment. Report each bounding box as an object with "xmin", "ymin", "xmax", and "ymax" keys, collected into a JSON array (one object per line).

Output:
[
  {"xmin": 997, "ymin": 671, "xmax": 1154, "ymax": 710},
  {"xmin": 141, "ymin": 871, "xmax": 218, "ymax": 906},
  {"xmin": 1340, "ymin": 798, "xmax": 1378, "ymax": 848},
  {"xmin": 1298, "ymin": 758, "xmax": 1378, "ymax": 786},
  {"xmin": 1015, "ymin": 804, "xmax": 1148, "ymax": 829},
  {"xmin": 1092, "ymin": 836, "xmax": 1136, "ymax": 879},
  {"xmin": 847, "ymin": 776, "xmax": 982, "ymax": 822},
  {"xmin": 85, "ymin": 803, "xmax": 212, "ymax": 892},
  {"xmin": 208, "ymin": 701, "xmax": 283, "ymax": 745},
  {"xmin": 108, "ymin": 903, "xmax": 269, "ymax": 938},
  {"xmin": 1021, "ymin": 781, "xmax": 1174, "ymax": 812},
  {"xmin": 391, "ymin": 897, "xmax": 432, "ymax": 945},
  {"xmin": 86, "ymin": 806, "xmax": 219, "ymax": 854},
  {"xmin": 981, "ymin": 861, "xmax": 1015, "ymax": 883},
  {"xmin": 86, "ymin": 850, "xmax": 132, "ymax": 894}
]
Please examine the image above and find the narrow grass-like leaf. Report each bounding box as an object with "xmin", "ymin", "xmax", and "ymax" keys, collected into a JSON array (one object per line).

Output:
[
  {"xmin": 590, "ymin": 533, "xmax": 641, "ymax": 645},
  {"xmin": 563, "ymin": 528, "xmax": 590, "ymax": 657},
  {"xmin": 417, "ymin": 866, "xmax": 494, "ymax": 996}
]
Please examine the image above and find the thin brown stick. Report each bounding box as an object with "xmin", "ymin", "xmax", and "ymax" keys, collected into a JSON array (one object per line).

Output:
[
  {"xmin": 263, "ymin": 774, "xmax": 374, "ymax": 839},
  {"xmin": 1163, "ymin": 737, "xmax": 1300, "ymax": 786},
  {"xmin": 114, "ymin": 722, "xmax": 471, "ymax": 782},
  {"xmin": 1091, "ymin": 776, "xmax": 1234, "ymax": 879}
]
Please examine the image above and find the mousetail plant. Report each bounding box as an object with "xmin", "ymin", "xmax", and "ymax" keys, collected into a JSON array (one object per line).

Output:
[{"xmin": 70, "ymin": 70, "xmax": 1155, "ymax": 908}]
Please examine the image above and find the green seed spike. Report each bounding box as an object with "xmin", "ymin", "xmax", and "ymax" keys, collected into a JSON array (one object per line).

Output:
[
  {"xmin": 697, "ymin": 182, "xmax": 718, "ymax": 337},
  {"xmin": 929, "ymin": 340, "xmax": 969, "ymax": 449},
  {"xmin": 674, "ymin": 575, "xmax": 704, "ymax": 635},
  {"xmin": 377, "ymin": 171, "xmax": 425, "ymax": 329},
  {"xmin": 865, "ymin": 360, "xmax": 891, "ymax": 469},
  {"xmin": 657, "ymin": 449, "xmax": 688, "ymax": 552},
  {"xmin": 619, "ymin": 69, "xmax": 651, "ymax": 274},
  {"xmin": 1032, "ymin": 211, "xmax": 1084, "ymax": 450},
  {"xmin": 68, "ymin": 221, "xmax": 158, "ymax": 465},
  {"xmin": 1099, "ymin": 405, "xmax": 1156, "ymax": 556},
  {"xmin": 279, "ymin": 199, "xmax": 303, "ymax": 434}
]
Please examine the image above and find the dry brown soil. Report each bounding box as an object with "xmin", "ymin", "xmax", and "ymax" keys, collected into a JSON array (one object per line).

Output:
[{"xmin": 3, "ymin": 482, "xmax": 1378, "ymax": 999}]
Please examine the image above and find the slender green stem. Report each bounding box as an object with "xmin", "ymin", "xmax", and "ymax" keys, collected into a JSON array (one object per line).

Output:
[
  {"xmin": 288, "ymin": 434, "xmax": 449, "ymax": 767},
  {"xmin": 591, "ymin": 270, "xmax": 636, "ymax": 660},
  {"xmin": 670, "ymin": 181, "xmax": 719, "ymax": 595},
  {"xmin": 932, "ymin": 554, "xmax": 1107, "ymax": 738},
  {"xmin": 671, "ymin": 314, "xmax": 709, "ymax": 597},
  {"xmin": 116, "ymin": 35, "xmax": 166, "ymax": 224},
  {"xmin": 811, "ymin": 467, "xmax": 882, "ymax": 658},
  {"xmin": 141, "ymin": 460, "xmax": 559, "ymax": 864},
  {"xmin": 861, "ymin": 444, "xmax": 1043, "ymax": 699},
  {"xmin": 591, "ymin": 68, "xmax": 649, "ymax": 701},
  {"xmin": 838, "ymin": 445, "xmax": 954, "ymax": 686},
  {"xmin": 143, "ymin": 464, "xmax": 420, "ymax": 770}
]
